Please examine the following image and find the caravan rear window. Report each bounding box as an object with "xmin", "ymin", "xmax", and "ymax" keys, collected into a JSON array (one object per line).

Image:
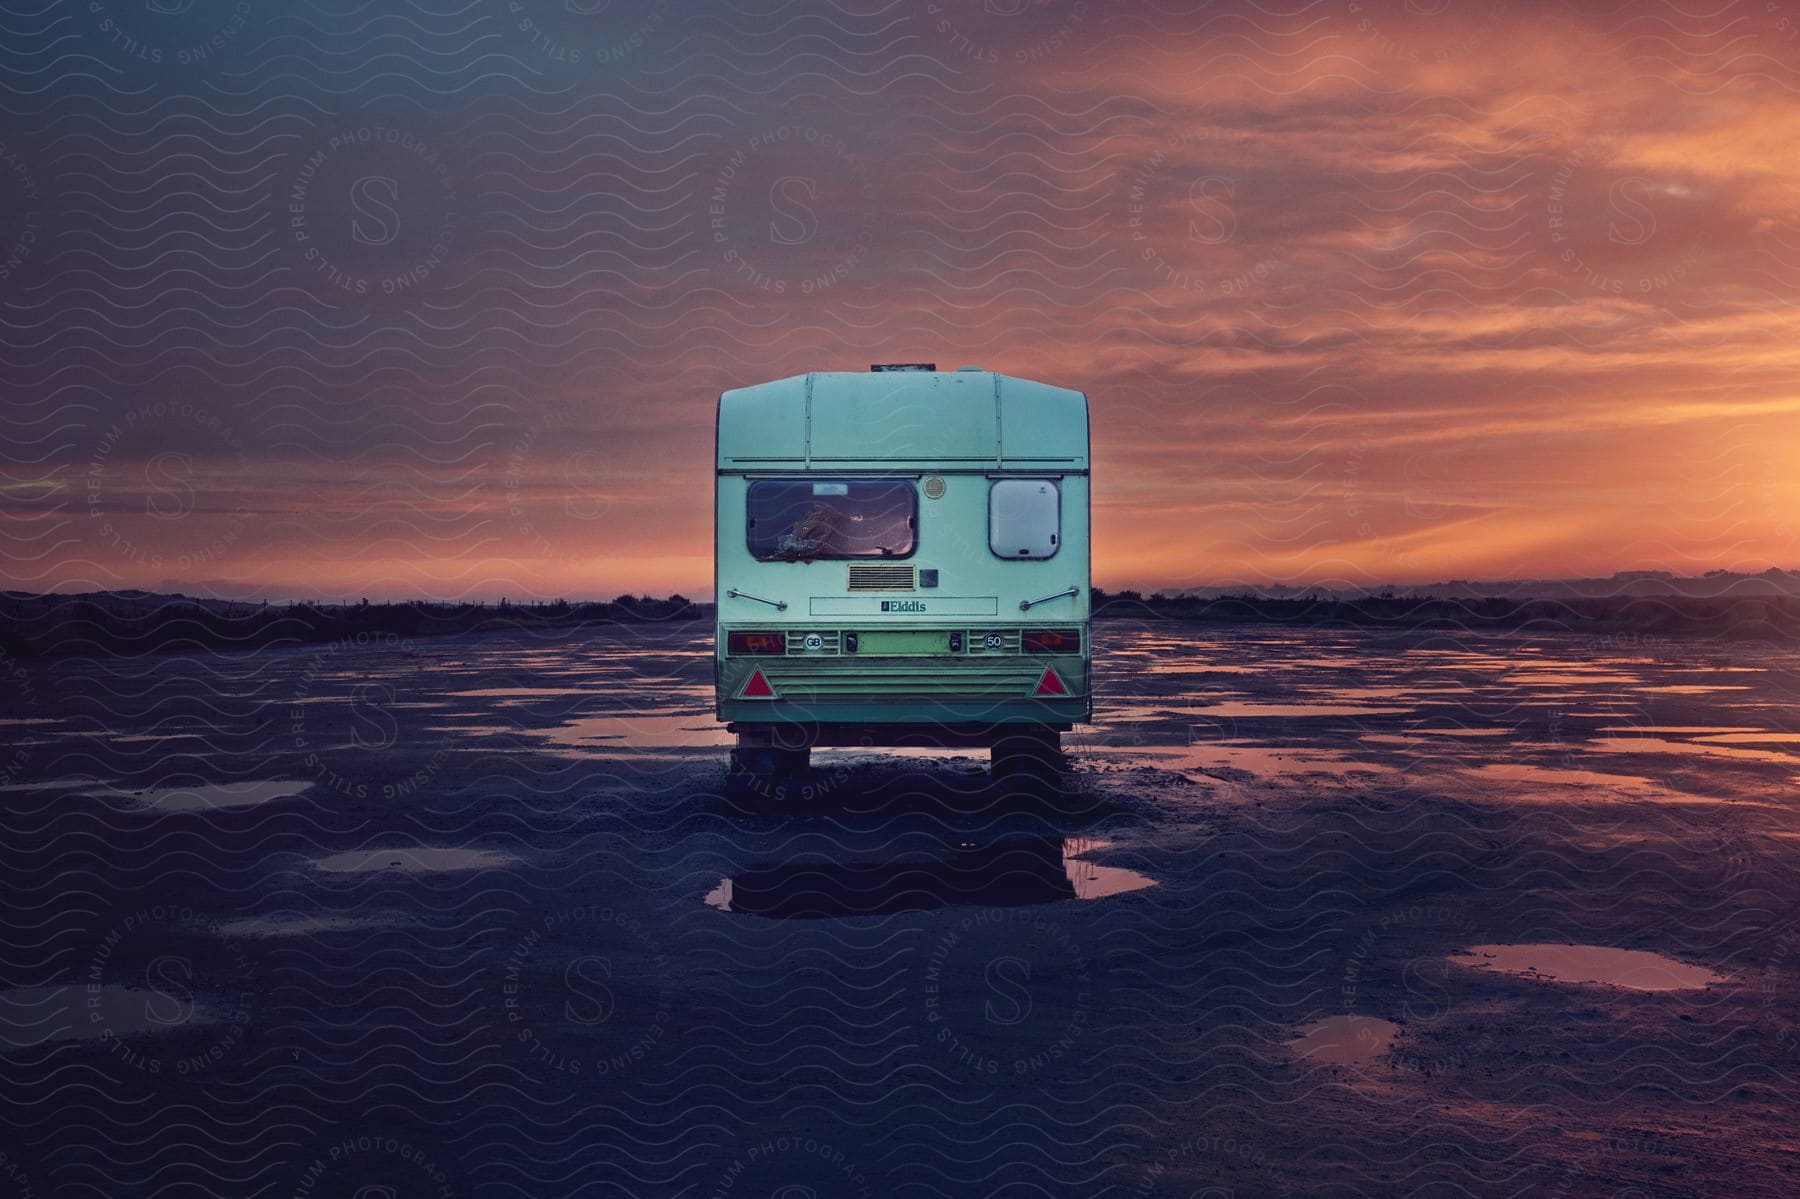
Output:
[
  {"xmin": 989, "ymin": 479, "xmax": 1060, "ymax": 558},
  {"xmin": 747, "ymin": 479, "xmax": 917, "ymax": 561}
]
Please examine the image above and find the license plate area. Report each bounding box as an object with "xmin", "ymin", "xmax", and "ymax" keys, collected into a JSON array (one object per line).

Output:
[{"xmin": 854, "ymin": 630, "xmax": 957, "ymax": 655}]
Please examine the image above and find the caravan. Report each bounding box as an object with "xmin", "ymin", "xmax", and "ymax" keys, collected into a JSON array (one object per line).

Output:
[{"xmin": 714, "ymin": 364, "xmax": 1091, "ymax": 797}]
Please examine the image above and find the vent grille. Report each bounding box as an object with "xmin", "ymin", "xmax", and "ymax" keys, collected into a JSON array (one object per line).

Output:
[{"xmin": 846, "ymin": 564, "xmax": 916, "ymax": 591}]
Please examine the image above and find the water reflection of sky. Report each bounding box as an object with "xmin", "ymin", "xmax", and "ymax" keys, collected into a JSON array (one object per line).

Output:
[{"xmin": 1089, "ymin": 626, "xmax": 1797, "ymax": 803}]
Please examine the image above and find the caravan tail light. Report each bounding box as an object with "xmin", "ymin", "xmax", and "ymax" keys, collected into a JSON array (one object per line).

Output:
[
  {"xmin": 1021, "ymin": 628, "xmax": 1079, "ymax": 654},
  {"xmin": 727, "ymin": 631, "xmax": 786, "ymax": 655}
]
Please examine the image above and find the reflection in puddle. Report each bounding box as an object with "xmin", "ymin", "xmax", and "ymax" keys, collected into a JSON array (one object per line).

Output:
[
  {"xmin": 1696, "ymin": 732, "xmax": 1800, "ymax": 744},
  {"xmin": 1589, "ymin": 736, "xmax": 1800, "ymax": 766},
  {"xmin": 313, "ymin": 847, "xmax": 517, "ymax": 874},
  {"xmin": 1111, "ymin": 743, "xmax": 1388, "ymax": 778},
  {"xmin": 1197, "ymin": 702, "xmax": 1412, "ymax": 719},
  {"xmin": 424, "ymin": 723, "xmax": 517, "ymax": 738},
  {"xmin": 1636, "ymin": 684, "xmax": 1753, "ymax": 694},
  {"xmin": 543, "ymin": 712, "xmax": 734, "ymax": 751},
  {"xmin": 1411, "ymin": 727, "xmax": 1516, "ymax": 738},
  {"xmin": 0, "ymin": 985, "xmax": 217, "ymax": 1050},
  {"xmin": 705, "ymin": 837, "xmax": 1153, "ymax": 919},
  {"xmin": 1291, "ymin": 1015, "xmax": 1397, "ymax": 1065},
  {"xmin": 217, "ymin": 913, "xmax": 388, "ymax": 937},
  {"xmin": 0, "ymin": 777, "xmax": 105, "ymax": 793},
  {"xmin": 1471, "ymin": 763, "xmax": 1656, "ymax": 791},
  {"xmin": 1594, "ymin": 726, "xmax": 1763, "ymax": 736},
  {"xmin": 1449, "ymin": 943, "xmax": 1721, "ymax": 990},
  {"xmin": 815, "ymin": 747, "xmax": 985, "ymax": 765},
  {"xmin": 1141, "ymin": 664, "xmax": 1259, "ymax": 675},
  {"xmin": 90, "ymin": 779, "xmax": 313, "ymax": 812}
]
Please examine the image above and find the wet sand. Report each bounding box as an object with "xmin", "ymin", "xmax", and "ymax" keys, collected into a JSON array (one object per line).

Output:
[{"xmin": 1, "ymin": 618, "xmax": 1797, "ymax": 1196}]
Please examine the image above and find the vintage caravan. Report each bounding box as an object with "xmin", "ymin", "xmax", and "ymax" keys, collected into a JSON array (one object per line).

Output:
[{"xmin": 714, "ymin": 364, "xmax": 1090, "ymax": 797}]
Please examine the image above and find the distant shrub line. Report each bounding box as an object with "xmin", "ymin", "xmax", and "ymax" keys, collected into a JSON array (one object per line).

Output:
[
  {"xmin": 1, "ymin": 586, "xmax": 1792, "ymax": 660},
  {"xmin": 0, "ymin": 594, "xmax": 709, "ymax": 660},
  {"xmin": 1088, "ymin": 588, "xmax": 1800, "ymax": 641}
]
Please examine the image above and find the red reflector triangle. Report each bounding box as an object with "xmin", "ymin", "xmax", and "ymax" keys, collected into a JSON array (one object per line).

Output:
[
  {"xmin": 739, "ymin": 668, "xmax": 776, "ymax": 699},
  {"xmin": 1033, "ymin": 666, "xmax": 1068, "ymax": 697}
]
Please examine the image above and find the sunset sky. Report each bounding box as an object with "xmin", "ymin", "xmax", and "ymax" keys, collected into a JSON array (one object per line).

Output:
[{"xmin": 3, "ymin": 0, "xmax": 1797, "ymax": 600}]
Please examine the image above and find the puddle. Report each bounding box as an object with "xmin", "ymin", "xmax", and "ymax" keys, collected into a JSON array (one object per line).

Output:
[
  {"xmin": 1410, "ymin": 727, "xmax": 1516, "ymax": 737},
  {"xmin": 1594, "ymin": 727, "xmax": 1764, "ymax": 735},
  {"xmin": 704, "ymin": 837, "xmax": 1153, "ymax": 919},
  {"xmin": 0, "ymin": 985, "xmax": 218, "ymax": 1050},
  {"xmin": 1104, "ymin": 703, "xmax": 1247, "ymax": 724},
  {"xmin": 313, "ymin": 847, "xmax": 518, "ymax": 874},
  {"xmin": 1111, "ymin": 743, "xmax": 1389, "ymax": 778},
  {"xmin": 88, "ymin": 779, "xmax": 313, "ymax": 812},
  {"xmin": 1635, "ymin": 684, "xmax": 1753, "ymax": 695},
  {"xmin": 815, "ymin": 746, "xmax": 986, "ymax": 764},
  {"xmin": 1694, "ymin": 732, "xmax": 1800, "ymax": 744},
  {"xmin": 542, "ymin": 713, "xmax": 733, "ymax": 751},
  {"xmin": 217, "ymin": 913, "xmax": 388, "ymax": 937},
  {"xmin": 1470, "ymin": 763, "xmax": 1657, "ymax": 791},
  {"xmin": 1589, "ymin": 737, "xmax": 1800, "ymax": 766},
  {"xmin": 1061, "ymin": 839, "xmax": 1160, "ymax": 900},
  {"xmin": 1290, "ymin": 1015, "xmax": 1398, "ymax": 1065},
  {"xmin": 1196, "ymin": 702, "xmax": 1413, "ymax": 719},
  {"xmin": 1142, "ymin": 664, "xmax": 1259, "ymax": 675},
  {"xmin": 0, "ymin": 777, "xmax": 106, "ymax": 793},
  {"xmin": 1449, "ymin": 943, "xmax": 1721, "ymax": 990}
]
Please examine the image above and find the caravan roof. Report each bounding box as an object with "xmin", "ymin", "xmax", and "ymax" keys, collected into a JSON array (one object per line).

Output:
[{"xmin": 717, "ymin": 368, "xmax": 1087, "ymax": 471}]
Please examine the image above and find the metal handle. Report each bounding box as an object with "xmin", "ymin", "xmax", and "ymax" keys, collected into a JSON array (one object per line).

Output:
[
  {"xmin": 727, "ymin": 588, "xmax": 788, "ymax": 612},
  {"xmin": 1019, "ymin": 586, "xmax": 1079, "ymax": 612}
]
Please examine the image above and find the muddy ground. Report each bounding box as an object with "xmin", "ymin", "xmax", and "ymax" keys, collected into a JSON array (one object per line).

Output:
[{"xmin": 1, "ymin": 618, "xmax": 1797, "ymax": 1197}]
